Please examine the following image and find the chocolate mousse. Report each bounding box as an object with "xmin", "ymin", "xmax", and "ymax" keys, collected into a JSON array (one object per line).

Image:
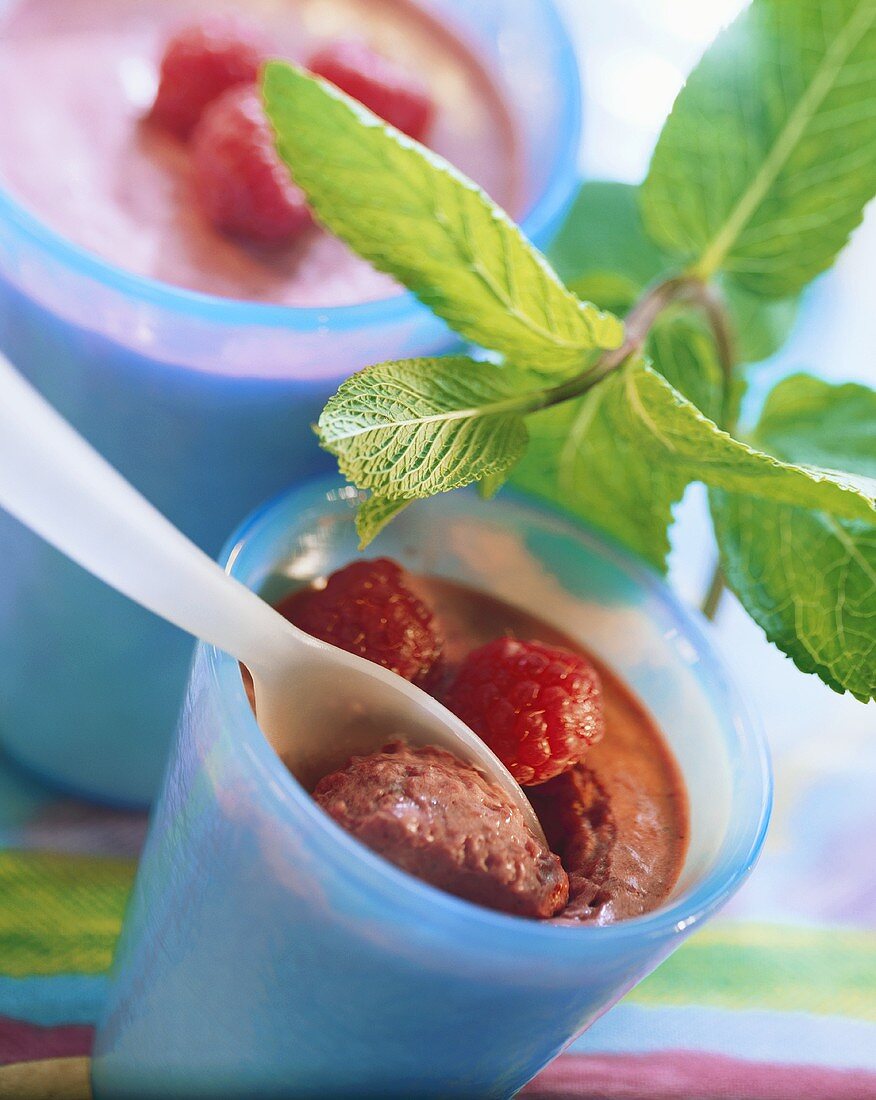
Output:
[
  {"xmin": 313, "ymin": 741, "xmax": 569, "ymax": 919},
  {"xmin": 280, "ymin": 563, "xmax": 689, "ymax": 926}
]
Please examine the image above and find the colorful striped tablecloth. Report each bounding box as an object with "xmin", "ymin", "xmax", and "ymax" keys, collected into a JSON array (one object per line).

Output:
[{"xmin": 3, "ymin": 597, "xmax": 876, "ymax": 1100}]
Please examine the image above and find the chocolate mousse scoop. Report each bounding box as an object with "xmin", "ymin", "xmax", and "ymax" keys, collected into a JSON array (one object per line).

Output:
[{"xmin": 312, "ymin": 741, "xmax": 569, "ymax": 919}]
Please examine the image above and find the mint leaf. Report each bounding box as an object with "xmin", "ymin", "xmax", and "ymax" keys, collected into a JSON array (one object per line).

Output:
[
  {"xmin": 550, "ymin": 181, "xmax": 668, "ymax": 292},
  {"xmin": 478, "ymin": 470, "xmax": 508, "ymax": 500},
  {"xmin": 641, "ymin": 0, "xmax": 876, "ymax": 297},
  {"xmin": 551, "ymin": 181, "xmax": 797, "ymax": 362},
  {"xmin": 263, "ymin": 63, "xmax": 622, "ymax": 372},
  {"xmin": 317, "ymin": 356, "xmax": 530, "ymax": 500},
  {"xmin": 713, "ymin": 496, "xmax": 875, "ymax": 701},
  {"xmin": 712, "ymin": 374, "xmax": 876, "ymax": 700},
  {"xmin": 567, "ymin": 272, "xmax": 638, "ymax": 317},
  {"xmin": 513, "ymin": 384, "xmax": 683, "ymax": 571},
  {"xmin": 721, "ymin": 283, "xmax": 799, "ymax": 366},
  {"xmin": 623, "ymin": 360, "xmax": 876, "ymax": 519},
  {"xmin": 355, "ymin": 495, "xmax": 410, "ymax": 547},
  {"xmin": 750, "ymin": 373, "xmax": 876, "ymax": 476},
  {"xmin": 649, "ymin": 316, "xmax": 724, "ymax": 425},
  {"xmin": 513, "ymin": 316, "xmax": 724, "ymax": 571}
]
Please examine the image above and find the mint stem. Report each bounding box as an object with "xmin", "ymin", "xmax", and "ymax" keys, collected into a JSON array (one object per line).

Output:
[
  {"xmin": 677, "ymin": 281, "xmax": 736, "ymax": 382},
  {"xmin": 532, "ymin": 276, "xmax": 689, "ymax": 413},
  {"xmin": 672, "ymin": 282, "xmax": 736, "ymax": 621},
  {"xmin": 531, "ymin": 272, "xmax": 737, "ymax": 413},
  {"xmin": 701, "ymin": 563, "xmax": 727, "ymax": 622}
]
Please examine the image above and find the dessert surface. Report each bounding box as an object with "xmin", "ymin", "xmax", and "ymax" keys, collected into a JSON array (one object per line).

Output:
[
  {"xmin": 280, "ymin": 563, "xmax": 689, "ymax": 925},
  {"xmin": 0, "ymin": 0, "xmax": 520, "ymax": 305}
]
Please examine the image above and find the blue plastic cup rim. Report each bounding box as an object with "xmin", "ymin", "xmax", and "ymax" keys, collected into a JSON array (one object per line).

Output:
[
  {"xmin": 206, "ymin": 480, "xmax": 773, "ymax": 962},
  {"xmin": 0, "ymin": 0, "xmax": 582, "ymax": 333}
]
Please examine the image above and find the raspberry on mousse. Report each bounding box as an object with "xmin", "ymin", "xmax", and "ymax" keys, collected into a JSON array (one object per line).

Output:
[
  {"xmin": 446, "ymin": 638, "xmax": 606, "ymax": 786},
  {"xmin": 148, "ymin": 16, "xmax": 270, "ymax": 140},
  {"xmin": 308, "ymin": 39, "xmax": 435, "ymax": 141},
  {"xmin": 277, "ymin": 559, "xmax": 443, "ymax": 687},
  {"xmin": 147, "ymin": 20, "xmax": 438, "ymax": 244},
  {"xmin": 190, "ymin": 83, "xmax": 312, "ymax": 244}
]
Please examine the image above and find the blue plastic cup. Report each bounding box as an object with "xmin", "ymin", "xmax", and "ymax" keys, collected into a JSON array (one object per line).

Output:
[
  {"xmin": 91, "ymin": 480, "xmax": 771, "ymax": 1099},
  {"xmin": 0, "ymin": 0, "xmax": 581, "ymax": 805}
]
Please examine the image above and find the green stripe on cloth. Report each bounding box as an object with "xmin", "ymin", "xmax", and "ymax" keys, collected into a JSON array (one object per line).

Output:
[
  {"xmin": 0, "ymin": 852, "xmax": 134, "ymax": 977},
  {"xmin": 631, "ymin": 922, "xmax": 876, "ymax": 1020},
  {"xmin": 4, "ymin": 846, "xmax": 876, "ymax": 1024}
]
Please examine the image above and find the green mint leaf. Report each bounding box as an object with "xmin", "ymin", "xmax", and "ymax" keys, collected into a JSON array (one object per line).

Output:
[
  {"xmin": 550, "ymin": 181, "xmax": 669, "ymax": 292},
  {"xmin": 721, "ymin": 283, "xmax": 799, "ymax": 366},
  {"xmin": 551, "ymin": 181, "xmax": 797, "ymax": 362},
  {"xmin": 648, "ymin": 316, "xmax": 725, "ymax": 425},
  {"xmin": 478, "ymin": 470, "xmax": 508, "ymax": 500},
  {"xmin": 623, "ymin": 360, "xmax": 876, "ymax": 519},
  {"xmin": 317, "ymin": 356, "xmax": 530, "ymax": 500},
  {"xmin": 567, "ymin": 272, "xmax": 639, "ymax": 317},
  {"xmin": 641, "ymin": 0, "xmax": 876, "ymax": 297},
  {"xmin": 263, "ymin": 63, "xmax": 622, "ymax": 372},
  {"xmin": 513, "ymin": 385, "xmax": 682, "ymax": 571},
  {"xmin": 712, "ymin": 373, "xmax": 876, "ymax": 700},
  {"xmin": 355, "ymin": 495, "xmax": 411, "ymax": 548},
  {"xmin": 713, "ymin": 495, "xmax": 875, "ymax": 701},
  {"xmin": 513, "ymin": 316, "xmax": 724, "ymax": 571},
  {"xmin": 749, "ymin": 373, "xmax": 876, "ymax": 477}
]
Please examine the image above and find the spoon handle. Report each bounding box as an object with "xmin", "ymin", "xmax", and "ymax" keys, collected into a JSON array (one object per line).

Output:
[{"xmin": 0, "ymin": 353, "xmax": 294, "ymax": 673}]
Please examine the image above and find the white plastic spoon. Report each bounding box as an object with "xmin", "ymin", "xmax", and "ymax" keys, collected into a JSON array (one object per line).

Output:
[{"xmin": 0, "ymin": 353, "xmax": 544, "ymax": 837}]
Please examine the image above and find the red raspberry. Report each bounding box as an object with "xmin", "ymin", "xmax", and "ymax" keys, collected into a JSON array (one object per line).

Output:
[
  {"xmin": 191, "ymin": 84, "xmax": 312, "ymax": 243},
  {"xmin": 308, "ymin": 39, "xmax": 434, "ymax": 141},
  {"xmin": 446, "ymin": 639, "xmax": 605, "ymax": 786},
  {"xmin": 277, "ymin": 559, "xmax": 442, "ymax": 686},
  {"xmin": 148, "ymin": 17, "xmax": 270, "ymax": 140}
]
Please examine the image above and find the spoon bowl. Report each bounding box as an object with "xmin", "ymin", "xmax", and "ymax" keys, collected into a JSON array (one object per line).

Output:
[
  {"xmin": 0, "ymin": 352, "xmax": 543, "ymax": 835},
  {"xmin": 252, "ymin": 634, "xmax": 534, "ymax": 804}
]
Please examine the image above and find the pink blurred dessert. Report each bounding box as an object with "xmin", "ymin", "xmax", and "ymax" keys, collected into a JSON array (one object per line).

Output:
[{"xmin": 0, "ymin": 0, "xmax": 520, "ymax": 305}]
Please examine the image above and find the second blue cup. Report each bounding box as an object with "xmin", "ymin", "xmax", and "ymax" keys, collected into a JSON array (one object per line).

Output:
[{"xmin": 0, "ymin": 0, "xmax": 581, "ymax": 804}]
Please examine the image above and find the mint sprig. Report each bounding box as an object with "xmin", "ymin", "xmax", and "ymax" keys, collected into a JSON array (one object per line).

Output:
[
  {"xmin": 318, "ymin": 349, "xmax": 875, "ymax": 544},
  {"xmin": 263, "ymin": 0, "xmax": 876, "ymax": 700}
]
